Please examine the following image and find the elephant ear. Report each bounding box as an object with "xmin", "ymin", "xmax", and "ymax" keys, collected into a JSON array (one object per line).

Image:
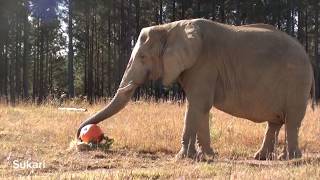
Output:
[{"xmin": 161, "ymin": 21, "xmax": 202, "ymax": 86}]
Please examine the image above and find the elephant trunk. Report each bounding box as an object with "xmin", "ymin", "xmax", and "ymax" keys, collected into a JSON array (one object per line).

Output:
[{"xmin": 78, "ymin": 81, "xmax": 138, "ymax": 129}]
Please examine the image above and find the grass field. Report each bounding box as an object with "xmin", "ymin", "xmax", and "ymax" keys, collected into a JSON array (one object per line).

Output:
[{"xmin": 0, "ymin": 101, "xmax": 320, "ymax": 179}]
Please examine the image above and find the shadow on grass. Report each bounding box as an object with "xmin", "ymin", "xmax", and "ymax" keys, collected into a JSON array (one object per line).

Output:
[{"xmin": 216, "ymin": 153, "xmax": 320, "ymax": 167}]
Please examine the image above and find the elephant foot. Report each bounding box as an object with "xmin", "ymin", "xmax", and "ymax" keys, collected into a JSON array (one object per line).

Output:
[
  {"xmin": 254, "ymin": 150, "xmax": 275, "ymax": 160},
  {"xmin": 175, "ymin": 148, "xmax": 186, "ymax": 160},
  {"xmin": 196, "ymin": 147, "xmax": 215, "ymax": 162},
  {"xmin": 175, "ymin": 147, "xmax": 197, "ymax": 160},
  {"xmin": 278, "ymin": 149, "xmax": 302, "ymax": 160}
]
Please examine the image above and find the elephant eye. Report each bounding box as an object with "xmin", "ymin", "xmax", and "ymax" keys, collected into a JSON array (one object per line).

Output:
[{"xmin": 139, "ymin": 54, "xmax": 145, "ymax": 59}]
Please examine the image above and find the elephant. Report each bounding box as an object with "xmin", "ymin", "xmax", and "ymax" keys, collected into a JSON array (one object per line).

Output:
[{"xmin": 77, "ymin": 19, "xmax": 316, "ymax": 161}]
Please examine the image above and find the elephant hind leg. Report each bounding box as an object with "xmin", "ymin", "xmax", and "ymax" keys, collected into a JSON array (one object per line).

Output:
[
  {"xmin": 278, "ymin": 109, "xmax": 305, "ymax": 160},
  {"xmin": 254, "ymin": 121, "xmax": 282, "ymax": 160}
]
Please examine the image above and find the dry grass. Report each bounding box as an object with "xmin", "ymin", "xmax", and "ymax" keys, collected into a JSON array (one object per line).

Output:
[{"xmin": 0, "ymin": 101, "xmax": 319, "ymax": 179}]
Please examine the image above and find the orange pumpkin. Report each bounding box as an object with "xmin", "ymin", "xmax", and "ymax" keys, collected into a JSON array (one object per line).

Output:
[{"xmin": 80, "ymin": 124, "xmax": 104, "ymax": 143}]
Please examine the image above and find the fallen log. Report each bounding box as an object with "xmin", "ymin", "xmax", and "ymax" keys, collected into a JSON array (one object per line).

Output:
[{"xmin": 58, "ymin": 107, "xmax": 87, "ymax": 112}]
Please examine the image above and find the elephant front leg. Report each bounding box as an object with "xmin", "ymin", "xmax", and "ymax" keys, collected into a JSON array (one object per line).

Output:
[
  {"xmin": 196, "ymin": 113, "xmax": 215, "ymax": 161},
  {"xmin": 175, "ymin": 132, "xmax": 197, "ymax": 159},
  {"xmin": 175, "ymin": 106, "xmax": 199, "ymax": 160},
  {"xmin": 176, "ymin": 70, "xmax": 216, "ymax": 160},
  {"xmin": 254, "ymin": 122, "xmax": 282, "ymax": 160}
]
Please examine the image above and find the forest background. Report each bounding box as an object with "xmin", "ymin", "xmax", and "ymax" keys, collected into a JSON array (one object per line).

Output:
[{"xmin": 0, "ymin": 0, "xmax": 319, "ymax": 105}]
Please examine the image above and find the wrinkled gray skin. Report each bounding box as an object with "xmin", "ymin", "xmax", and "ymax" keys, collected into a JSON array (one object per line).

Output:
[{"xmin": 77, "ymin": 19, "xmax": 315, "ymax": 161}]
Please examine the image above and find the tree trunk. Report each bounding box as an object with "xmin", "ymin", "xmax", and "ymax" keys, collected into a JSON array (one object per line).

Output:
[
  {"xmin": 305, "ymin": 7, "xmax": 308, "ymax": 51},
  {"xmin": 112, "ymin": 17, "xmax": 117, "ymax": 95},
  {"xmin": 172, "ymin": 0, "xmax": 176, "ymax": 21},
  {"xmin": 315, "ymin": 1, "xmax": 319, "ymax": 99},
  {"xmin": 44, "ymin": 30, "xmax": 50, "ymax": 98},
  {"xmin": 235, "ymin": 0, "xmax": 240, "ymax": 25},
  {"xmin": 32, "ymin": 21, "xmax": 38, "ymax": 102},
  {"xmin": 159, "ymin": 0, "xmax": 163, "ymax": 24},
  {"xmin": 220, "ymin": 0, "xmax": 225, "ymax": 23},
  {"xmin": 88, "ymin": 8, "xmax": 94, "ymax": 104},
  {"xmin": 0, "ymin": 42, "xmax": 3, "ymax": 97},
  {"xmin": 94, "ymin": 14, "xmax": 99, "ymax": 97},
  {"xmin": 22, "ymin": 9, "xmax": 29, "ymax": 99},
  {"xmin": 291, "ymin": 1, "xmax": 295, "ymax": 36},
  {"xmin": 101, "ymin": 47, "xmax": 105, "ymax": 97},
  {"xmin": 286, "ymin": 0, "xmax": 293, "ymax": 35},
  {"xmin": 15, "ymin": 13, "xmax": 21, "ymax": 101},
  {"xmin": 196, "ymin": 0, "xmax": 201, "ymax": 18},
  {"xmin": 49, "ymin": 53, "xmax": 53, "ymax": 95},
  {"xmin": 181, "ymin": 0, "xmax": 185, "ymax": 19},
  {"xmin": 277, "ymin": 1, "xmax": 281, "ymax": 29},
  {"xmin": 38, "ymin": 24, "xmax": 44, "ymax": 104},
  {"xmin": 84, "ymin": 8, "xmax": 89, "ymax": 96},
  {"xmin": 10, "ymin": 20, "xmax": 16, "ymax": 105},
  {"xmin": 211, "ymin": 0, "xmax": 216, "ymax": 21},
  {"xmin": 4, "ymin": 40, "xmax": 9, "ymax": 102},
  {"xmin": 10, "ymin": 60, "xmax": 16, "ymax": 106},
  {"xmin": 68, "ymin": 0, "xmax": 75, "ymax": 97},
  {"xmin": 297, "ymin": 2, "xmax": 304, "ymax": 44},
  {"xmin": 107, "ymin": 11, "xmax": 112, "ymax": 97}
]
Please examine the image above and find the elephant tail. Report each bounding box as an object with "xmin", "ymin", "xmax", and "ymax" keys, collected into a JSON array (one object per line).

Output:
[{"xmin": 311, "ymin": 74, "xmax": 316, "ymax": 110}]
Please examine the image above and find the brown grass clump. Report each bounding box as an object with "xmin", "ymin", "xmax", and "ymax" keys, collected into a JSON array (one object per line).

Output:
[{"xmin": 0, "ymin": 101, "xmax": 319, "ymax": 179}]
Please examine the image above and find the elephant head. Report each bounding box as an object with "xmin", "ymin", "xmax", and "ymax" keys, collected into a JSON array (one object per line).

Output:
[{"xmin": 77, "ymin": 20, "xmax": 202, "ymax": 137}]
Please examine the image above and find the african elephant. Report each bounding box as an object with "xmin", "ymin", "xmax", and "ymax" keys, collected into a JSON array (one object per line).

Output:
[{"xmin": 77, "ymin": 19, "xmax": 316, "ymax": 160}]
